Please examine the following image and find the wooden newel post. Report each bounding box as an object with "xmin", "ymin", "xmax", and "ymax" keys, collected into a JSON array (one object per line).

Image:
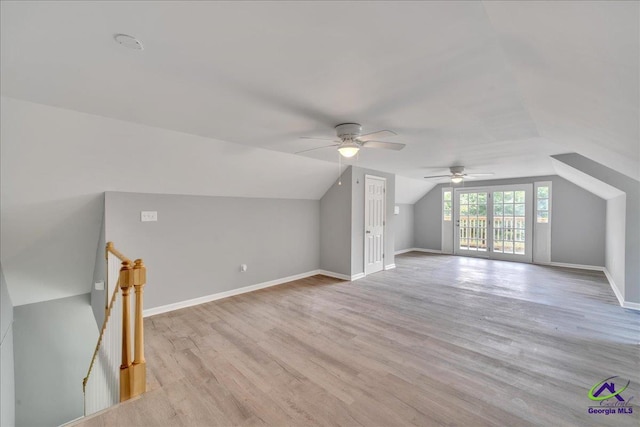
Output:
[
  {"xmin": 131, "ymin": 259, "xmax": 147, "ymax": 397},
  {"xmin": 119, "ymin": 261, "xmax": 134, "ymax": 401}
]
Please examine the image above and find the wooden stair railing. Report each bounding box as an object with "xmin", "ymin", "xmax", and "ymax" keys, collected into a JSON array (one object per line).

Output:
[
  {"xmin": 83, "ymin": 243, "xmax": 147, "ymax": 415},
  {"xmin": 117, "ymin": 257, "xmax": 147, "ymax": 400}
]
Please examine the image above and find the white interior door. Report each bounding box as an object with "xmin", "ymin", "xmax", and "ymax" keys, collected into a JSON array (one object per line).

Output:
[{"xmin": 364, "ymin": 175, "xmax": 385, "ymax": 275}]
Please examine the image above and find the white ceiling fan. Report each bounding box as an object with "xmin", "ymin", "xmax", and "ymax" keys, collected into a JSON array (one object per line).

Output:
[
  {"xmin": 424, "ymin": 166, "xmax": 494, "ymax": 183},
  {"xmin": 297, "ymin": 123, "xmax": 405, "ymax": 158}
]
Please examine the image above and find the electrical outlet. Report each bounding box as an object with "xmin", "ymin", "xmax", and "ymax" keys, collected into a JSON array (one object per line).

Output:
[{"xmin": 141, "ymin": 211, "xmax": 157, "ymax": 222}]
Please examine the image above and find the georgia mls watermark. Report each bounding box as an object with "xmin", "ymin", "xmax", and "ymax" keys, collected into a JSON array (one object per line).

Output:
[{"xmin": 588, "ymin": 376, "xmax": 635, "ymax": 416}]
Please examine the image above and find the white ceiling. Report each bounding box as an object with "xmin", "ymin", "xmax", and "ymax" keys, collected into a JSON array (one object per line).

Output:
[{"xmin": 2, "ymin": 1, "xmax": 638, "ymax": 182}]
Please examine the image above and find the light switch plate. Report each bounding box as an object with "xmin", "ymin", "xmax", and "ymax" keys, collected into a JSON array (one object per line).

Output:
[
  {"xmin": 141, "ymin": 211, "xmax": 157, "ymax": 222},
  {"xmin": 394, "ymin": 206, "xmax": 400, "ymax": 215},
  {"xmin": 95, "ymin": 281, "xmax": 104, "ymax": 291}
]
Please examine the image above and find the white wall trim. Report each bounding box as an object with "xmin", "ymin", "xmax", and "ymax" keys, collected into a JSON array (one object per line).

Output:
[
  {"xmin": 320, "ymin": 270, "xmax": 364, "ymax": 281},
  {"xmin": 603, "ymin": 268, "xmax": 624, "ymax": 306},
  {"xmin": 601, "ymin": 268, "xmax": 640, "ymax": 311},
  {"xmin": 623, "ymin": 301, "xmax": 640, "ymax": 311},
  {"xmin": 411, "ymin": 248, "xmax": 443, "ymax": 254},
  {"xmin": 144, "ymin": 269, "xmax": 367, "ymax": 317},
  {"xmin": 549, "ymin": 265, "xmax": 640, "ymax": 312},
  {"xmin": 394, "ymin": 248, "xmax": 414, "ymax": 255},
  {"xmin": 547, "ymin": 262, "xmax": 604, "ymax": 271},
  {"xmin": 318, "ymin": 270, "xmax": 351, "ymax": 281},
  {"xmin": 385, "ymin": 264, "xmax": 396, "ymax": 270},
  {"xmin": 395, "ymin": 248, "xmax": 444, "ymax": 255},
  {"xmin": 145, "ymin": 270, "xmax": 323, "ymax": 317},
  {"xmin": 60, "ymin": 416, "xmax": 85, "ymax": 427}
]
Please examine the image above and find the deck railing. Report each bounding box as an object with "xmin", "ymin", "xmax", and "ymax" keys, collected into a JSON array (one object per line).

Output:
[{"xmin": 83, "ymin": 242, "xmax": 147, "ymax": 416}]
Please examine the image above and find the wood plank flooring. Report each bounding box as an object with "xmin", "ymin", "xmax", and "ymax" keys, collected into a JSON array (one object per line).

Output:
[{"xmin": 76, "ymin": 253, "xmax": 640, "ymax": 426}]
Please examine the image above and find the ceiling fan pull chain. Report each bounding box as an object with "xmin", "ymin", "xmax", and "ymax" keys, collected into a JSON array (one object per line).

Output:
[{"xmin": 338, "ymin": 152, "xmax": 342, "ymax": 186}]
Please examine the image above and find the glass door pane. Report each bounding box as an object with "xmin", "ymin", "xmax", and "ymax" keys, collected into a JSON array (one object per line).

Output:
[
  {"xmin": 489, "ymin": 185, "xmax": 533, "ymax": 263},
  {"xmin": 454, "ymin": 184, "xmax": 532, "ymax": 263},
  {"xmin": 455, "ymin": 190, "xmax": 489, "ymax": 257}
]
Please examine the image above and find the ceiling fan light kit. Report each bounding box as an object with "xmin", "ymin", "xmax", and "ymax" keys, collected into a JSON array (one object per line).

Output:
[{"xmin": 337, "ymin": 140, "xmax": 360, "ymax": 158}]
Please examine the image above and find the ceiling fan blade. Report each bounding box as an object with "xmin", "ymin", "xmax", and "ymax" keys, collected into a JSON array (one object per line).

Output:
[
  {"xmin": 466, "ymin": 173, "xmax": 495, "ymax": 177},
  {"xmin": 423, "ymin": 175, "xmax": 452, "ymax": 179},
  {"xmin": 359, "ymin": 130, "xmax": 397, "ymax": 142},
  {"xmin": 300, "ymin": 136, "xmax": 339, "ymax": 141},
  {"xmin": 361, "ymin": 140, "xmax": 406, "ymax": 150},
  {"xmin": 295, "ymin": 144, "xmax": 339, "ymax": 154}
]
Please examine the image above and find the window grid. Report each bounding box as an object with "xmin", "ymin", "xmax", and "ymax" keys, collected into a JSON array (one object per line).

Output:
[
  {"xmin": 536, "ymin": 186, "xmax": 550, "ymax": 223},
  {"xmin": 443, "ymin": 191, "xmax": 452, "ymax": 221},
  {"xmin": 458, "ymin": 192, "xmax": 488, "ymax": 252},
  {"xmin": 493, "ymin": 190, "xmax": 526, "ymax": 254}
]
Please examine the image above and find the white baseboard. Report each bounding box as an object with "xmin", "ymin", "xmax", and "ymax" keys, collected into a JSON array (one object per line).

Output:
[
  {"xmin": 394, "ymin": 248, "xmax": 414, "ymax": 255},
  {"xmin": 143, "ymin": 263, "xmax": 640, "ymax": 318},
  {"xmin": 545, "ymin": 264, "xmax": 640, "ymax": 311},
  {"xmin": 410, "ymin": 248, "xmax": 444, "ymax": 254},
  {"xmin": 548, "ymin": 262, "xmax": 604, "ymax": 271},
  {"xmin": 603, "ymin": 268, "xmax": 624, "ymax": 306},
  {"xmin": 60, "ymin": 415, "xmax": 85, "ymax": 427},
  {"xmin": 144, "ymin": 270, "xmax": 323, "ymax": 317},
  {"xmin": 602, "ymin": 268, "xmax": 640, "ymax": 311},
  {"xmin": 395, "ymin": 248, "xmax": 444, "ymax": 255},
  {"xmin": 144, "ymin": 269, "xmax": 369, "ymax": 317},
  {"xmin": 623, "ymin": 301, "xmax": 640, "ymax": 311},
  {"xmin": 318, "ymin": 270, "xmax": 351, "ymax": 281}
]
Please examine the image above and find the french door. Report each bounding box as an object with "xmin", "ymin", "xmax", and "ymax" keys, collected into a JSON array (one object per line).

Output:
[{"xmin": 454, "ymin": 184, "xmax": 533, "ymax": 262}]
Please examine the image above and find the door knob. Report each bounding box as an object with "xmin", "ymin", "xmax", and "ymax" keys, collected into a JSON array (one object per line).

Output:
[{"xmin": 366, "ymin": 230, "xmax": 371, "ymax": 234}]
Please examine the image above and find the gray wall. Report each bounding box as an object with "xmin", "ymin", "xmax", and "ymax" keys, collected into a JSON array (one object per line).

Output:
[
  {"xmin": 415, "ymin": 187, "xmax": 443, "ymax": 251},
  {"xmin": 0, "ymin": 97, "xmax": 337, "ymax": 307},
  {"xmin": 14, "ymin": 294, "xmax": 97, "ymax": 427},
  {"xmin": 413, "ymin": 175, "xmax": 606, "ymax": 266},
  {"xmin": 104, "ymin": 192, "xmax": 320, "ymax": 309},
  {"xmin": 550, "ymin": 176, "xmax": 606, "ymax": 266},
  {"xmin": 553, "ymin": 153, "xmax": 640, "ymax": 304},
  {"xmin": 1, "ymin": 264, "xmax": 15, "ymax": 427},
  {"xmin": 351, "ymin": 167, "xmax": 396, "ymax": 273},
  {"xmin": 394, "ymin": 204, "xmax": 415, "ymax": 252},
  {"xmin": 91, "ymin": 208, "xmax": 107, "ymax": 328},
  {"xmin": 606, "ymin": 195, "xmax": 626, "ymax": 299},
  {"xmin": 319, "ymin": 168, "xmax": 352, "ymax": 276}
]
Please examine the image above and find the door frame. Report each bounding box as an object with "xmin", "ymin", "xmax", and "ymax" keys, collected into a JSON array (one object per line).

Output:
[
  {"xmin": 364, "ymin": 174, "xmax": 386, "ymax": 276},
  {"xmin": 453, "ymin": 183, "xmax": 534, "ymax": 263}
]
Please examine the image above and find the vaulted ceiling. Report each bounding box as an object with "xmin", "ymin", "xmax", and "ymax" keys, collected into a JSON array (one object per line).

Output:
[{"xmin": 2, "ymin": 1, "xmax": 638, "ymax": 182}]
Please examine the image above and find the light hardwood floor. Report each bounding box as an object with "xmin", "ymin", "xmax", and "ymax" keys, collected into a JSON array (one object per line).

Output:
[{"xmin": 77, "ymin": 253, "xmax": 640, "ymax": 426}]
